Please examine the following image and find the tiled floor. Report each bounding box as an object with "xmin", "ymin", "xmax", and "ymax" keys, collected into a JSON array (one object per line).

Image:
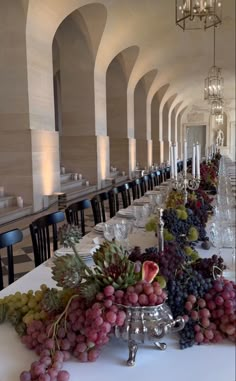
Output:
[{"xmin": 1, "ymin": 207, "xmax": 96, "ymax": 289}]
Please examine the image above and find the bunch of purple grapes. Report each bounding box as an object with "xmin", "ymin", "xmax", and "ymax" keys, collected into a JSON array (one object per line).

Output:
[
  {"xmin": 191, "ymin": 255, "xmax": 226, "ymax": 278},
  {"xmin": 186, "ymin": 208, "xmax": 207, "ymax": 240},
  {"xmin": 180, "ymin": 278, "xmax": 236, "ymax": 349},
  {"xmin": 162, "ymin": 208, "xmax": 207, "ymax": 242},
  {"xmin": 19, "ymin": 288, "xmax": 128, "ymax": 380},
  {"xmin": 186, "ymin": 199, "xmax": 209, "ymax": 225},
  {"xmin": 129, "ymin": 243, "xmax": 189, "ymax": 282},
  {"xmin": 167, "ymin": 269, "xmax": 213, "ymax": 318}
]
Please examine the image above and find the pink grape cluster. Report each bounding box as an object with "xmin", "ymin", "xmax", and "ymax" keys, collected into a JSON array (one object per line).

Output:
[
  {"xmin": 184, "ymin": 278, "xmax": 236, "ymax": 345},
  {"xmin": 105, "ymin": 281, "xmax": 167, "ymax": 307},
  {"xmin": 20, "ymin": 289, "xmax": 128, "ymax": 379},
  {"xmin": 20, "ymin": 350, "xmax": 70, "ymax": 381},
  {"xmin": 184, "ymin": 294, "xmax": 224, "ymax": 344},
  {"xmin": 205, "ymin": 278, "xmax": 236, "ymax": 342},
  {"xmin": 20, "ymin": 319, "xmax": 71, "ymax": 381}
]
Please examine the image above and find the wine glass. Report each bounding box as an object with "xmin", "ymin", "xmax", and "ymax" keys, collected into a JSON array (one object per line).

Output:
[
  {"xmin": 209, "ymin": 222, "xmax": 223, "ymax": 255},
  {"xmin": 114, "ymin": 221, "xmax": 130, "ymax": 251},
  {"xmin": 103, "ymin": 223, "xmax": 115, "ymax": 242}
]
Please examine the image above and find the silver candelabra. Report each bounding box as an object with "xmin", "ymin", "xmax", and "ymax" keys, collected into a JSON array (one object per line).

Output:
[{"xmin": 171, "ymin": 172, "xmax": 201, "ymax": 204}]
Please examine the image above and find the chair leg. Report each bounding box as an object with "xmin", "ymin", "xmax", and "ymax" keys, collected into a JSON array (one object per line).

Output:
[
  {"xmin": 0, "ymin": 256, "xmax": 3, "ymax": 290},
  {"xmin": 7, "ymin": 247, "xmax": 14, "ymax": 284}
]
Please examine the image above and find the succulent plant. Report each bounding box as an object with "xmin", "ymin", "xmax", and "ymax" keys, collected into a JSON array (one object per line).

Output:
[
  {"xmin": 92, "ymin": 241, "xmax": 137, "ymax": 290},
  {"xmin": 58, "ymin": 224, "xmax": 81, "ymax": 248},
  {"xmin": 51, "ymin": 246, "xmax": 92, "ymax": 289}
]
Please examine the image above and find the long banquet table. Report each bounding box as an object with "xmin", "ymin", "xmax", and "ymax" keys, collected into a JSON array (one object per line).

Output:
[{"xmin": 0, "ymin": 199, "xmax": 235, "ymax": 380}]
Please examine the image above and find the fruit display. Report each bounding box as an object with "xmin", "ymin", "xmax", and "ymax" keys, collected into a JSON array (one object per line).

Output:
[
  {"xmin": 0, "ymin": 242, "xmax": 169, "ymax": 380},
  {"xmin": 0, "ymin": 155, "xmax": 234, "ymax": 381}
]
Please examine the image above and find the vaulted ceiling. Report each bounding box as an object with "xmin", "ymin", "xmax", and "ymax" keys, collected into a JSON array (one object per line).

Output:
[{"xmin": 94, "ymin": 0, "xmax": 235, "ymax": 113}]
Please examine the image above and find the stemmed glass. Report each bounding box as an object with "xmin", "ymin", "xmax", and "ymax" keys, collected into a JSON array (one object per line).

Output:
[
  {"xmin": 113, "ymin": 220, "xmax": 133, "ymax": 252},
  {"xmin": 103, "ymin": 223, "xmax": 115, "ymax": 242},
  {"xmin": 209, "ymin": 222, "xmax": 223, "ymax": 255}
]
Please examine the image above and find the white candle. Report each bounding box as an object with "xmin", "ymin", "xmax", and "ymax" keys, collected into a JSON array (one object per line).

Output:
[
  {"xmin": 17, "ymin": 196, "xmax": 23, "ymax": 208},
  {"xmin": 79, "ymin": 174, "xmax": 83, "ymax": 180},
  {"xmin": 192, "ymin": 144, "xmax": 196, "ymax": 177},
  {"xmin": 74, "ymin": 173, "xmax": 78, "ymax": 181},
  {"xmin": 183, "ymin": 140, "xmax": 187, "ymax": 174},
  {"xmin": 61, "ymin": 167, "xmax": 65, "ymax": 175},
  {"xmin": 170, "ymin": 144, "xmax": 174, "ymax": 179},
  {"xmin": 196, "ymin": 142, "xmax": 200, "ymax": 178},
  {"xmin": 0, "ymin": 186, "xmax": 4, "ymax": 197},
  {"xmin": 86, "ymin": 181, "xmax": 90, "ymax": 186},
  {"xmin": 173, "ymin": 144, "xmax": 178, "ymax": 179}
]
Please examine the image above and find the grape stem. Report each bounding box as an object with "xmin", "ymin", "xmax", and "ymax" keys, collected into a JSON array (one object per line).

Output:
[
  {"xmin": 212, "ymin": 265, "xmax": 223, "ymax": 280},
  {"xmin": 48, "ymin": 294, "xmax": 79, "ymax": 351}
]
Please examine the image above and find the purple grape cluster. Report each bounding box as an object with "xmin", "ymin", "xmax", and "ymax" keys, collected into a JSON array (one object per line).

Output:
[
  {"xmin": 167, "ymin": 269, "xmax": 213, "ymax": 318},
  {"xmin": 191, "ymin": 255, "xmax": 226, "ymax": 278},
  {"xmin": 129, "ymin": 243, "xmax": 189, "ymax": 282},
  {"xmin": 162, "ymin": 207, "xmax": 207, "ymax": 242}
]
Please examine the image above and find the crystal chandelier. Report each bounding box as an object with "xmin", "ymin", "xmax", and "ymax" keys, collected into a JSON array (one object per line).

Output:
[
  {"xmin": 176, "ymin": 0, "xmax": 222, "ymax": 30},
  {"xmin": 204, "ymin": 26, "xmax": 224, "ymax": 101},
  {"xmin": 211, "ymin": 97, "xmax": 223, "ymax": 115}
]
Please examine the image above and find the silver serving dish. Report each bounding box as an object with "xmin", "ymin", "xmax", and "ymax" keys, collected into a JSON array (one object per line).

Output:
[{"xmin": 115, "ymin": 303, "xmax": 185, "ymax": 366}]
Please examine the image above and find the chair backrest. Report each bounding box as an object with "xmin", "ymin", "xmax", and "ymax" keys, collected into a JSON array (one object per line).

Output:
[
  {"xmin": 117, "ymin": 183, "xmax": 132, "ymax": 208},
  {"xmin": 160, "ymin": 168, "xmax": 166, "ymax": 182},
  {"xmin": 65, "ymin": 199, "xmax": 91, "ymax": 236},
  {"xmin": 108, "ymin": 188, "xmax": 120, "ymax": 217},
  {"xmin": 165, "ymin": 167, "xmax": 171, "ymax": 180},
  {"xmin": 91, "ymin": 192, "xmax": 109, "ymax": 225},
  {"xmin": 148, "ymin": 173, "xmax": 155, "ymax": 190},
  {"xmin": 30, "ymin": 211, "xmax": 65, "ymax": 267},
  {"xmin": 140, "ymin": 175, "xmax": 149, "ymax": 195},
  {"xmin": 0, "ymin": 228, "xmax": 23, "ymax": 289},
  {"xmin": 155, "ymin": 170, "xmax": 161, "ymax": 186}
]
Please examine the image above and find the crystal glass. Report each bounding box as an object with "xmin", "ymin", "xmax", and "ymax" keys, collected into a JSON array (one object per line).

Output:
[
  {"xmin": 103, "ymin": 223, "xmax": 115, "ymax": 242},
  {"xmin": 209, "ymin": 222, "xmax": 223, "ymax": 254},
  {"xmin": 223, "ymin": 226, "xmax": 235, "ymax": 248},
  {"xmin": 114, "ymin": 220, "xmax": 133, "ymax": 251},
  {"xmin": 133, "ymin": 205, "xmax": 144, "ymax": 228}
]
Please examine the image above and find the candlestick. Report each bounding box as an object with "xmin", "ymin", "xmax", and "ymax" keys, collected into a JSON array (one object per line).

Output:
[
  {"xmin": 196, "ymin": 142, "xmax": 200, "ymax": 178},
  {"xmin": 183, "ymin": 140, "xmax": 187, "ymax": 174},
  {"xmin": 192, "ymin": 144, "xmax": 196, "ymax": 177},
  {"xmin": 170, "ymin": 144, "xmax": 174, "ymax": 179},
  {"xmin": 173, "ymin": 143, "xmax": 178, "ymax": 179}
]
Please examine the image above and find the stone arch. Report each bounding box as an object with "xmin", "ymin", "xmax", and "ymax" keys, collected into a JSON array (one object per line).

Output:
[
  {"xmin": 134, "ymin": 69, "xmax": 157, "ymax": 168},
  {"xmin": 21, "ymin": 2, "xmax": 108, "ymax": 209},
  {"xmin": 52, "ymin": 4, "xmax": 107, "ymax": 185},
  {"xmin": 106, "ymin": 46, "xmax": 139, "ymax": 176},
  {"xmin": 171, "ymin": 101, "xmax": 183, "ymax": 142},
  {"xmin": 150, "ymin": 84, "xmax": 169, "ymax": 163},
  {"xmin": 162, "ymin": 93, "xmax": 178, "ymax": 161},
  {"xmin": 170, "ymin": 101, "xmax": 183, "ymax": 160},
  {"xmin": 177, "ymin": 106, "xmax": 188, "ymax": 159}
]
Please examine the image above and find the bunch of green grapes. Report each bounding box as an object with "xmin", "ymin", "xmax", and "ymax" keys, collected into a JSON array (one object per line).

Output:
[
  {"xmin": 166, "ymin": 190, "xmax": 184, "ymax": 208},
  {"xmin": 0, "ymin": 284, "xmax": 49, "ymax": 334},
  {"xmin": 145, "ymin": 216, "xmax": 157, "ymax": 232}
]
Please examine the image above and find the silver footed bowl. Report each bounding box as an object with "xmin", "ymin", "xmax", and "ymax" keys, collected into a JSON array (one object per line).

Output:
[{"xmin": 114, "ymin": 303, "xmax": 185, "ymax": 366}]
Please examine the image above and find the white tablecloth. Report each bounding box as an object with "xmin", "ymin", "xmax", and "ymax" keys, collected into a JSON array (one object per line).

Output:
[{"xmin": 0, "ymin": 235, "xmax": 235, "ymax": 381}]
